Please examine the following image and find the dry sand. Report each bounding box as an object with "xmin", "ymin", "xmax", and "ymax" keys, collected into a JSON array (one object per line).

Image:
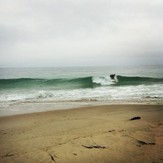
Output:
[{"xmin": 0, "ymin": 105, "xmax": 163, "ymax": 163}]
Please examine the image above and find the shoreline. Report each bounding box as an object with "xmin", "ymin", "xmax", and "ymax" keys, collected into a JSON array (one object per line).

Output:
[
  {"xmin": 0, "ymin": 104, "xmax": 163, "ymax": 163},
  {"xmin": 1, "ymin": 101, "xmax": 163, "ymax": 117}
]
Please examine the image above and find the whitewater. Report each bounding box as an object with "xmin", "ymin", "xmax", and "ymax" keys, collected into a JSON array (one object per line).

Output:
[{"xmin": 0, "ymin": 66, "xmax": 163, "ymax": 116}]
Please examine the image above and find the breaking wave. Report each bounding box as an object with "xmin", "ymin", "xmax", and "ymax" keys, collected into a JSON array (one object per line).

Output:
[{"xmin": 0, "ymin": 76, "xmax": 163, "ymax": 91}]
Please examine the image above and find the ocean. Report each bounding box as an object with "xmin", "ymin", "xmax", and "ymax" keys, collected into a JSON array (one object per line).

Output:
[{"xmin": 0, "ymin": 65, "xmax": 163, "ymax": 116}]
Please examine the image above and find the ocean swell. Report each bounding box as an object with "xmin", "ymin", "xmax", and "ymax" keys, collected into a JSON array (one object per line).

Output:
[
  {"xmin": 0, "ymin": 76, "xmax": 163, "ymax": 91},
  {"xmin": 0, "ymin": 77, "xmax": 94, "ymax": 90},
  {"xmin": 116, "ymin": 75, "xmax": 163, "ymax": 85}
]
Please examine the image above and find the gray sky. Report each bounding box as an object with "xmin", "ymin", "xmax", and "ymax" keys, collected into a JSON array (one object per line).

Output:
[{"xmin": 0, "ymin": 0, "xmax": 163, "ymax": 67}]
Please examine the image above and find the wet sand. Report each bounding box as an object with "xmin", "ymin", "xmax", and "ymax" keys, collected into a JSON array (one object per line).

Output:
[{"xmin": 0, "ymin": 105, "xmax": 163, "ymax": 163}]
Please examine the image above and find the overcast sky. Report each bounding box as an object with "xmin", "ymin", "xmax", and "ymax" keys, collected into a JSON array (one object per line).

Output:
[{"xmin": 0, "ymin": 0, "xmax": 163, "ymax": 67}]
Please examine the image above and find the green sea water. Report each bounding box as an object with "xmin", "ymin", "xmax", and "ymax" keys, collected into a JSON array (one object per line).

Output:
[{"xmin": 0, "ymin": 65, "xmax": 163, "ymax": 116}]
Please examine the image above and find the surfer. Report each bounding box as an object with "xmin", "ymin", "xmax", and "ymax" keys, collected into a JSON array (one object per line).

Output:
[{"xmin": 110, "ymin": 74, "xmax": 116, "ymax": 80}]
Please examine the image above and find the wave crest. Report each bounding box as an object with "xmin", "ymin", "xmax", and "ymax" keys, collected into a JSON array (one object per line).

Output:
[
  {"xmin": 116, "ymin": 75, "xmax": 163, "ymax": 85},
  {"xmin": 0, "ymin": 76, "xmax": 163, "ymax": 90}
]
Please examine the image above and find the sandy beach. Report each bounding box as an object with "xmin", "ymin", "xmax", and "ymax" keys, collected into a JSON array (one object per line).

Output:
[{"xmin": 0, "ymin": 104, "xmax": 163, "ymax": 163}]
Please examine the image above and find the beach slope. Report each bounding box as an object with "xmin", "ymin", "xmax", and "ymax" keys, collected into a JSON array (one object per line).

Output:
[{"xmin": 0, "ymin": 105, "xmax": 163, "ymax": 163}]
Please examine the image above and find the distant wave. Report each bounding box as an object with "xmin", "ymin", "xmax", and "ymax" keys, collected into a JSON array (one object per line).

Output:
[
  {"xmin": 0, "ymin": 76, "xmax": 163, "ymax": 90},
  {"xmin": 116, "ymin": 75, "xmax": 163, "ymax": 85},
  {"xmin": 0, "ymin": 77, "xmax": 94, "ymax": 90}
]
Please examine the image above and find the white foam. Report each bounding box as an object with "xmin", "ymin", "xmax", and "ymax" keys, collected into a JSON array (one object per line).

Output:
[
  {"xmin": 0, "ymin": 84, "xmax": 163, "ymax": 108},
  {"xmin": 92, "ymin": 76, "xmax": 113, "ymax": 85}
]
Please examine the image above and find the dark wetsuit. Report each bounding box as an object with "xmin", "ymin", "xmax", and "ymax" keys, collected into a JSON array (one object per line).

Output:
[{"xmin": 110, "ymin": 74, "xmax": 115, "ymax": 80}]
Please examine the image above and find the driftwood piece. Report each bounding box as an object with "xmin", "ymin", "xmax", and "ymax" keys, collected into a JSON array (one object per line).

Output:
[
  {"xmin": 49, "ymin": 153, "xmax": 57, "ymax": 162},
  {"xmin": 137, "ymin": 140, "xmax": 155, "ymax": 146},
  {"xmin": 82, "ymin": 144, "xmax": 106, "ymax": 149},
  {"xmin": 2, "ymin": 153, "xmax": 15, "ymax": 158},
  {"xmin": 127, "ymin": 135, "xmax": 156, "ymax": 147}
]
